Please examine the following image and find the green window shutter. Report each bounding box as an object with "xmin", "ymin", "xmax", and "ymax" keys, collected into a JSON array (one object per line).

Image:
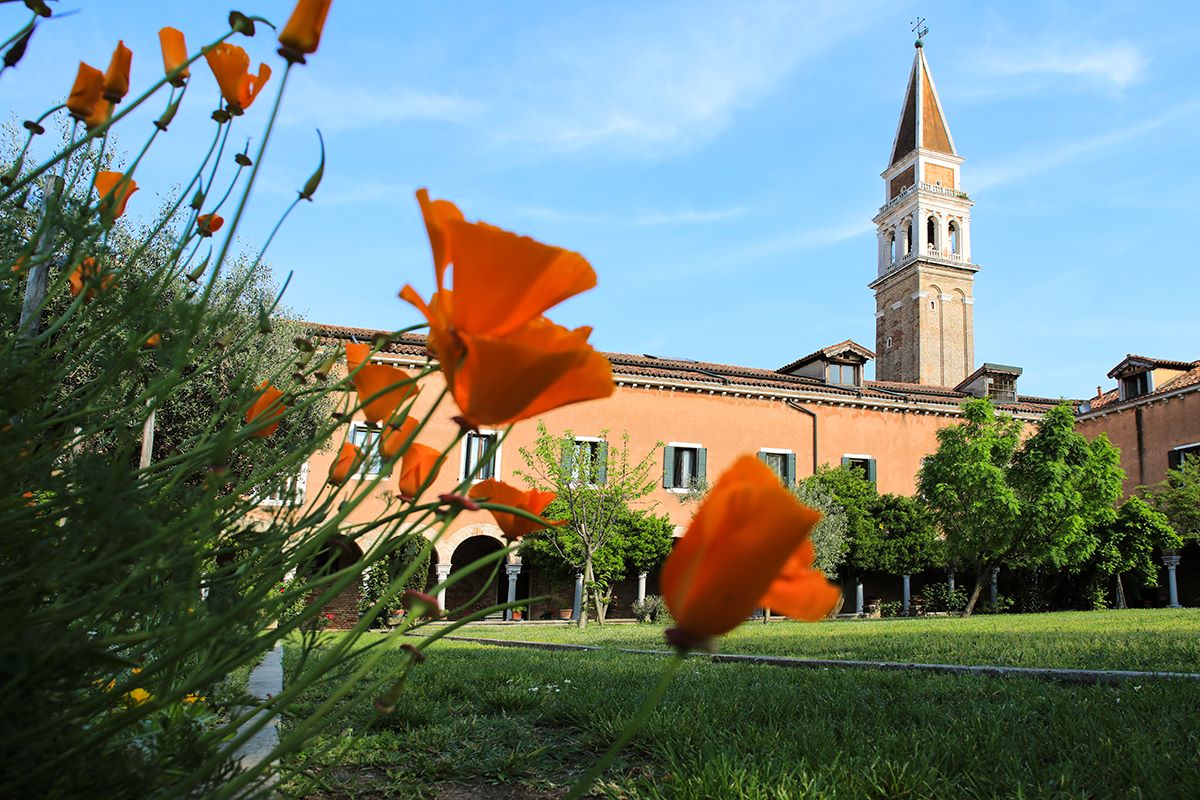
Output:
[
  {"xmin": 663, "ymin": 446, "xmax": 676, "ymax": 488},
  {"xmin": 1168, "ymin": 449, "xmax": 1182, "ymax": 470},
  {"xmin": 785, "ymin": 453, "xmax": 797, "ymax": 486},
  {"xmin": 757, "ymin": 451, "xmax": 769, "ymax": 465},
  {"xmin": 840, "ymin": 456, "xmax": 851, "ymax": 467},
  {"xmin": 597, "ymin": 441, "xmax": 609, "ymax": 485},
  {"xmin": 866, "ymin": 458, "xmax": 877, "ymax": 485},
  {"xmin": 696, "ymin": 447, "xmax": 708, "ymax": 483}
]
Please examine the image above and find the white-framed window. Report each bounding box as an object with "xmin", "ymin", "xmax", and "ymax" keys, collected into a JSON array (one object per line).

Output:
[
  {"xmin": 758, "ymin": 448, "xmax": 796, "ymax": 485},
  {"xmin": 841, "ymin": 454, "xmax": 877, "ymax": 484},
  {"xmin": 1120, "ymin": 372, "xmax": 1152, "ymax": 401},
  {"xmin": 566, "ymin": 436, "xmax": 607, "ymax": 485},
  {"xmin": 461, "ymin": 429, "xmax": 501, "ymax": 481},
  {"xmin": 663, "ymin": 442, "xmax": 706, "ymax": 492},
  {"xmin": 257, "ymin": 462, "xmax": 309, "ymax": 506},
  {"xmin": 348, "ymin": 422, "xmax": 383, "ymax": 477},
  {"xmin": 826, "ymin": 363, "xmax": 860, "ymax": 387},
  {"xmin": 1168, "ymin": 442, "xmax": 1200, "ymax": 470}
]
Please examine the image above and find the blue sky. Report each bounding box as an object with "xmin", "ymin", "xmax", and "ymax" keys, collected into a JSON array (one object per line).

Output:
[{"xmin": 4, "ymin": 1, "xmax": 1199, "ymax": 399}]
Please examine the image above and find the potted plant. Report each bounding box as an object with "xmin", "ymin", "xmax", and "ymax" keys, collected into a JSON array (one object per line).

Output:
[{"xmin": 510, "ymin": 605, "xmax": 526, "ymax": 621}]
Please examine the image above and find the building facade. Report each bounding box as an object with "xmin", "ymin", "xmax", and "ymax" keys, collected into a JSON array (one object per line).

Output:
[{"xmin": 281, "ymin": 43, "xmax": 1197, "ymax": 622}]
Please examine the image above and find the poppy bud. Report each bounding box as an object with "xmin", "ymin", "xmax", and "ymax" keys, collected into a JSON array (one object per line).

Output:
[
  {"xmin": 3, "ymin": 27, "xmax": 34, "ymax": 70},
  {"xmin": 298, "ymin": 129, "xmax": 324, "ymax": 201},
  {"xmin": 400, "ymin": 644, "xmax": 426, "ymax": 664},
  {"xmin": 103, "ymin": 40, "xmax": 132, "ymax": 102},
  {"xmin": 22, "ymin": 119, "xmax": 44, "ymax": 135},
  {"xmin": 401, "ymin": 590, "xmax": 440, "ymax": 620},
  {"xmin": 313, "ymin": 352, "xmax": 339, "ymax": 381},
  {"xmin": 158, "ymin": 27, "xmax": 189, "ymax": 86},
  {"xmin": 154, "ymin": 96, "xmax": 182, "ymax": 131},
  {"xmin": 228, "ymin": 11, "xmax": 256, "ymax": 37},
  {"xmin": 190, "ymin": 188, "xmax": 205, "ymax": 210},
  {"xmin": 235, "ymin": 151, "xmax": 252, "ymax": 167},
  {"xmin": 293, "ymin": 337, "xmax": 315, "ymax": 352},
  {"xmin": 256, "ymin": 303, "xmax": 272, "ymax": 334}
]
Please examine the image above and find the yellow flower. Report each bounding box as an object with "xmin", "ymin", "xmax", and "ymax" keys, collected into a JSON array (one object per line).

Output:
[
  {"xmin": 127, "ymin": 687, "xmax": 151, "ymax": 705},
  {"xmin": 183, "ymin": 693, "xmax": 205, "ymax": 704}
]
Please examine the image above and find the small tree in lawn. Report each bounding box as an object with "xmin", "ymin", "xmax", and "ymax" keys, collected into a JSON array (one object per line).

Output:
[
  {"xmin": 869, "ymin": 493, "xmax": 943, "ymax": 609},
  {"xmin": 1145, "ymin": 457, "xmax": 1200, "ymax": 544},
  {"xmin": 516, "ymin": 422, "xmax": 660, "ymax": 627},
  {"xmin": 800, "ymin": 464, "xmax": 877, "ymax": 607},
  {"xmin": 920, "ymin": 399, "xmax": 1124, "ymax": 616},
  {"xmin": 1089, "ymin": 497, "xmax": 1182, "ymax": 608},
  {"xmin": 918, "ymin": 399, "xmax": 1023, "ymax": 616}
]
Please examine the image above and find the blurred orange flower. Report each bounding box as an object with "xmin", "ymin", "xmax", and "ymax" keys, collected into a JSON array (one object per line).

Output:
[
  {"xmin": 103, "ymin": 40, "xmax": 132, "ymax": 102},
  {"xmin": 143, "ymin": 333, "xmax": 162, "ymax": 349},
  {"xmin": 397, "ymin": 443, "xmax": 442, "ymax": 500},
  {"xmin": 94, "ymin": 171, "xmax": 137, "ymax": 219},
  {"xmin": 328, "ymin": 442, "xmax": 364, "ymax": 486},
  {"xmin": 197, "ymin": 213, "xmax": 224, "ymax": 237},
  {"xmin": 68, "ymin": 257, "xmax": 115, "ymax": 300},
  {"xmin": 84, "ymin": 98, "xmax": 112, "ymax": 132},
  {"xmin": 203, "ymin": 43, "xmax": 271, "ymax": 112},
  {"xmin": 158, "ymin": 27, "xmax": 189, "ymax": 85},
  {"xmin": 67, "ymin": 62, "xmax": 104, "ymax": 121},
  {"xmin": 400, "ymin": 189, "xmax": 613, "ymax": 427},
  {"xmin": 344, "ymin": 342, "xmax": 419, "ymax": 425},
  {"xmin": 380, "ymin": 416, "xmax": 419, "ymax": 461},
  {"xmin": 467, "ymin": 479, "xmax": 561, "ymax": 540},
  {"xmin": 660, "ymin": 455, "xmax": 839, "ymax": 648},
  {"xmin": 279, "ymin": 0, "xmax": 333, "ymax": 58},
  {"xmin": 245, "ymin": 381, "xmax": 286, "ymax": 437}
]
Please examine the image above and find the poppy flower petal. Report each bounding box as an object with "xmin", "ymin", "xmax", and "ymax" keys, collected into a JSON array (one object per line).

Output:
[
  {"xmin": 398, "ymin": 442, "xmax": 442, "ymax": 499},
  {"xmin": 415, "ymin": 189, "xmax": 465, "ymax": 292}
]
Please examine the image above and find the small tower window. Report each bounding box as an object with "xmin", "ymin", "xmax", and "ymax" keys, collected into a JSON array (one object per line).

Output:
[
  {"xmin": 926, "ymin": 216, "xmax": 938, "ymax": 253},
  {"xmin": 948, "ymin": 221, "xmax": 959, "ymax": 255},
  {"xmin": 885, "ymin": 336, "xmax": 893, "ymax": 350}
]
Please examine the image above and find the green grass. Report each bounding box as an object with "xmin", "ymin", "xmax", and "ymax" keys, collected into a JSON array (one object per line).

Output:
[
  {"xmin": 460, "ymin": 609, "xmax": 1200, "ymax": 673},
  {"xmin": 281, "ymin": 625, "xmax": 1200, "ymax": 799}
]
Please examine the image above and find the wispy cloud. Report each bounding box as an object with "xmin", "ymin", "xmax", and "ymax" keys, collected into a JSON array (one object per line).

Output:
[
  {"xmin": 514, "ymin": 205, "xmax": 748, "ymax": 227},
  {"xmin": 978, "ymin": 41, "xmax": 1148, "ymax": 89},
  {"xmin": 487, "ymin": 1, "xmax": 874, "ymax": 155},
  {"xmin": 280, "ymin": 73, "xmax": 478, "ymax": 132},
  {"xmin": 972, "ymin": 98, "xmax": 1200, "ymax": 191}
]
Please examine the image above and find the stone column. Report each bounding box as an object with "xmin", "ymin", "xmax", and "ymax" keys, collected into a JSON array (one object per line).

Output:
[
  {"xmin": 637, "ymin": 571, "xmax": 648, "ymax": 604},
  {"xmin": 434, "ymin": 563, "xmax": 451, "ymax": 612},
  {"xmin": 572, "ymin": 573, "xmax": 583, "ymax": 621},
  {"xmin": 855, "ymin": 580, "xmax": 864, "ymax": 616},
  {"xmin": 990, "ymin": 566, "xmax": 999, "ymax": 609},
  {"xmin": 947, "ymin": 570, "xmax": 955, "ymax": 593},
  {"xmin": 505, "ymin": 564, "xmax": 521, "ymax": 621},
  {"xmin": 1163, "ymin": 552, "xmax": 1182, "ymax": 609},
  {"xmin": 902, "ymin": 575, "xmax": 911, "ymax": 615}
]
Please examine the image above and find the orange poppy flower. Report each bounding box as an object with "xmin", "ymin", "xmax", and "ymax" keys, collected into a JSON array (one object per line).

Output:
[
  {"xmin": 103, "ymin": 40, "xmax": 132, "ymax": 102},
  {"xmin": 467, "ymin": 479, "xmax": 561, "ymax": 541},
  {"xmin": 143, "ymin": 333, "xmax": 162, "ymax": 349},
  {"xmin": 67, "ymin": 62, "xmax": 104, "ymax": 122},
  {"xmin": 158, "ymin": 27, "xmax": 189, "ymax": 86},
  {"xmin": 84, "ymin": 98, "xmax": 112, "ymax": 132},
  {"xmin": 328, "ymin": 442, "xmax": 364, "ymax": 486},
  {"xmin": 94, "ymin": 172, "xmax": 138, "ymax": 219},
  {"xmin": 344, "ymin": 342, "xmax": 419, "ymax": 425},
  {"xmin": 278, "ymin": 0, "xmax": 333, "ymax": 59},
  {"xmin": 660, "ymin": 455, "xmax": 840, "ymax": 648},
  {"xmin": 68, "ymin": 257, "xmax": 115, "ymax": 300},
  {"xmin": 197, "ymin": 213, "xmax": 224, "ymax": 237},
  {"xmin": 397, "ymin": 443, "xmax": 442, "ymax": 500},
  {"xmin": 244, "ymin": 381, "xmax": 286, "ymax": 437},
  {"xmin": 380, "ymin": 416, "xmax": 419, "ymax": 461},
  {"xmin": 203, "ymin": 43, "xmax": 271, "ymax": 112},
  {"xmin": 399, "ymin": 189, "xmax": 614, "ymax": 427}
]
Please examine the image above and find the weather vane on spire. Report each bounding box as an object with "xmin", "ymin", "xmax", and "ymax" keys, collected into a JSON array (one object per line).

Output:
[{"xmin": 911, "ymin": 17, "xmax": 929, "ymax": 48}]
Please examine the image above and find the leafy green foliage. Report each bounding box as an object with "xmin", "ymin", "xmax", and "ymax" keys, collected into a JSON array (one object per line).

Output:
[
  {"xmin": 864, "ymin": 493, "xmax": 943, "ymax": 576},
  {"xmin": 516, "ymin": 422, "xmax": 661, "ymax": 624},
  {"xmin": 357, "ymin": 533, "xmax": 432, "ymax": 625},
  {"xmin": 791, "ymin": 478, "xmax": 850, "ymax": 576},
  {"xmin": 1145, "ymin": 456, "xmax": 1200, "ymax": 542},
  {"xmin": 798, "ymin": 464, "xmax": 877, "ymax": 578},
  {"xmin": 918, "ymin": 399, "xmax": 1125, "ymax": 614}
]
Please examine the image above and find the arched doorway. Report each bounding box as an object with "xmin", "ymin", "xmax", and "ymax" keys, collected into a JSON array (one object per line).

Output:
[
  {"xmin": 444, "ymin": 535, "xmax": 513, "ymax": 620},
  {"xmin": 301, "ymin": 535, "xmax": 363, "ymax": 630}
]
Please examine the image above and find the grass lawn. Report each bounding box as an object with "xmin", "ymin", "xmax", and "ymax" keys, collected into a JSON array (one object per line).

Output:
[
  {"xmin": 281, "ymin": 612, "xmax": 1200, "ymax": 799},
  {"xmin": 460, "ymin": 609, "xmax": 1200, "ymax": 673}
]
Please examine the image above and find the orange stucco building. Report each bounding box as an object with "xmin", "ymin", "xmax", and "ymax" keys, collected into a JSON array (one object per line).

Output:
[{"xmin": 277, "ymin": 42, "xmax": 1198, "ymax": 622}]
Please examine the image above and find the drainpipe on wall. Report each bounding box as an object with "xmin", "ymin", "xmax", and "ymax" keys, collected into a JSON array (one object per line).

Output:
[{"xmin": 785, "ymin": 400, "xmax": 819, "ymax": 474}]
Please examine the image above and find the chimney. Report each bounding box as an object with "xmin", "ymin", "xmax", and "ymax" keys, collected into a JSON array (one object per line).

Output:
[{"xmin": 1096, "ymin": 386, "xmax": 1102, "ymax": 398}]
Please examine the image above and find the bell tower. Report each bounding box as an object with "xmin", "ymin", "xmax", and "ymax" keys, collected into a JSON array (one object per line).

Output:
[{"xmin": 870, "ymin": 37, "xmax": 978, "ymax": 386}]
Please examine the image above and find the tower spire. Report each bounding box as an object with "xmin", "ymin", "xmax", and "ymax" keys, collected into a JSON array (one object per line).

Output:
[{"xmin": 888, "ymin": 43, "xmax": 956, "ymax": 167}]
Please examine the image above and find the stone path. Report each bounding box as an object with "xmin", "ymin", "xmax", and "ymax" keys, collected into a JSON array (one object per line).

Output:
[
  {"xmin": 435, "ymin": 634, "xmax": 1200, "ymax": 686},
  {"xmin": 236, "ymin": 644, "xmax": 284, "ymax": 771}
]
